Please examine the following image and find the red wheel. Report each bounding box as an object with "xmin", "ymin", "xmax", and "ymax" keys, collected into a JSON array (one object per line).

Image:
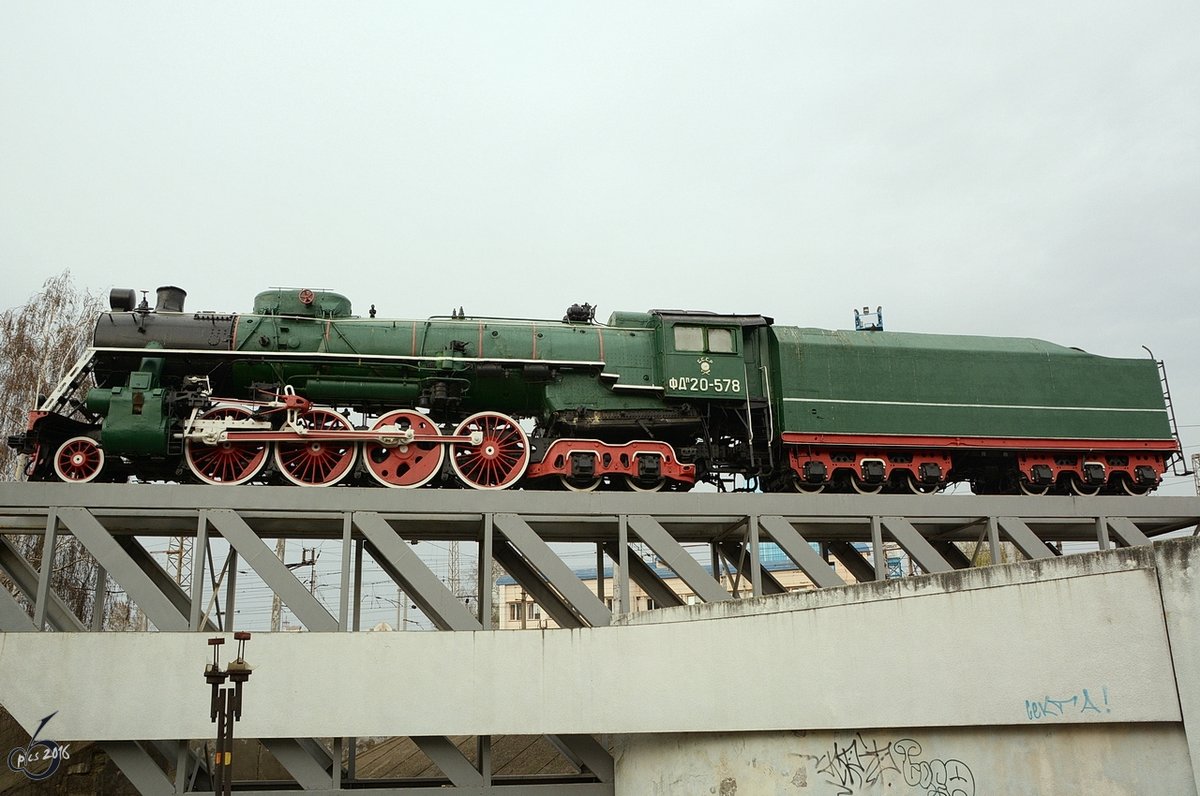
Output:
[
  {"xmin": 185, "ymin": 406, "xmax": 269, "ymax": 485},
  {"xmin": 364, "ymin": 410, "xmax": 444, "ymax": 488},
  {"xmin": 53, "ymin": 436, "xmax": 105, "ymax": 483},
  {"xmin": 274, "ymin": 408, "xmax": 357, "ymax": 487},
  {"xmin": 450, "ymin": 411, "xmax": 529, "ymax": 490}
]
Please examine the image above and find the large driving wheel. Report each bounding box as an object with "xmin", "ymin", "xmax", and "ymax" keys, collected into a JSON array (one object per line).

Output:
[
  {"xmin": 185, "ymin": 406, "xmax": 269, "ymax": 486},
  {"xmin": 274, "ymin": 408, "xmax": 357, "ymax": 487},
  {"xmin": 53, "ymin": 436, "xmax": 105, "ymax": 483},
  {"xmin": 363, "ymin": 410, "xmax": 444, "ymax": 488},
  {"xmin": 450, "ymin": 412, "xmax": 529, "ymax": 490}
]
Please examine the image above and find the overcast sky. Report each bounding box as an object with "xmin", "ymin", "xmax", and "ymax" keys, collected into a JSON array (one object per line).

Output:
[{"xmin": 2, "ymin": 2, "xmax": 1198, "ymax": 493}]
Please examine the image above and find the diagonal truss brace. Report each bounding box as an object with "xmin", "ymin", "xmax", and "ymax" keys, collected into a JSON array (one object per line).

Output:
[
  {"xmin": 1107, "ymin": 516, "xmax": 1152, "ymax": 547},
  {"xmin": 548, "ymin": 733, "xmax": 615, "ymax": 783},
  {"xmin": 494, "ymin": 539, "xmax": 587, "ymax": 629},
  {"xmin": 998, "ymin": 517, "xmax": 1058, "ymax": 560},
  {"xmin": 0, "ymin": 535, "xmax": 85, "ymax": 631},
  {"xmin": 826, "ymin": 541, "xmax": 876, "ymax": 584},
  {"xmin": 114, "ymin": 536, "xmax": 217, "ymax": 632},
  {"xmin": 412, "ymin": 736, "xmax": 484, "ymax": 788},
  {"xmin": 716, "ymin": 541, "xmax": 787, "ymax": 595},
  {"xmin": 207, "ymin": 510, "xmax": 338, "ymax": 632},
  {"xmin": 56, "ymin": 508, "xmax": 188, "ymax": 631},
  {"xmin": 261, "ymin": 737, "xmax": 335, "ymax": 790},
  {"xmin": 627, "ymin": 515, "xmax": 731, "ymax": 603},
  {"xmin": 758, "ymin": 516, "xmax": 845, "ymax": 589},
  {"xmin": 493, "ymin": 514, "xmax": 611, "ymax": 628},
  {"xmin": 601, "ymin": 541, "xmax": 684, "ymax": 609},
  {"xmin": 880, "ymin": 517, "xmax": 954, "ymax": 574},
  {"xmin": 353, "ymin": 512, "xmax": 482, "ymax": 632}
]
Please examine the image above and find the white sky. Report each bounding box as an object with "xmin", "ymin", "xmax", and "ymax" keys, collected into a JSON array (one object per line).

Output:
[{"xmin": 2, "ymin": 2, "xmax": 1199, "ymax": 493}]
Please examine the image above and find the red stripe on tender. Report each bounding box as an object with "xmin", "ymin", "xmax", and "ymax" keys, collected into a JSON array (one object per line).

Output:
[{"xmin": 781, "ymin": 432, "xmax": 1178, "ymax": 452}]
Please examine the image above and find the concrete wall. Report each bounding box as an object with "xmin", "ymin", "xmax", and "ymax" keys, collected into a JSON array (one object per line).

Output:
[
  {"xmin": 0, "ymin": 537, "xmax": 1195, "ymax": 793},
  {"xmin": 612, "ymin": 537, "xmax": 1200, "ymax": 795}
]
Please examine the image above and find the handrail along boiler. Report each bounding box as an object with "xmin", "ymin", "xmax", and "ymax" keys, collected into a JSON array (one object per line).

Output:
[{"xmin": 7, "ymin": 286, "xmax": 1186, "ymax": 495}]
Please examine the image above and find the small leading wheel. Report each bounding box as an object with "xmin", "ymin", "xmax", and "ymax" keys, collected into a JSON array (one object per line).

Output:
[
  {"xmin": 275, "ymin": 408, "xmax": 358, "ymax": 487},
  {"xmin": 451, "ymin": 411, "xmax": 529, "ymax": 490},
  {"xmin": 364, "ymin": 410, "xmax": 444, "ymax": 488},
  {"xmin": 185, "ymin": 406, "xmax": 269, "ymax": 486},
  {"xmin": 53, "ymin": 436, "xmax": 105, "ymax": 483}
]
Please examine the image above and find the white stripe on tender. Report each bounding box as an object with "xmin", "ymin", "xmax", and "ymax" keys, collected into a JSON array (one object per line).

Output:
[{"xmin": 782, "ymin": 397, "xmax": 1166, "ymax": 414}]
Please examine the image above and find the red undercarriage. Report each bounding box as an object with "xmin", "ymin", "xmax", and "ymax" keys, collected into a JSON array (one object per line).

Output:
[
  {"xmin": 526, "ymin": 439, "xmax": 696, "ymax": 487},
  {"xmin": 781, "ymin": 432, "xmax": 1176, "ymax": 492}
]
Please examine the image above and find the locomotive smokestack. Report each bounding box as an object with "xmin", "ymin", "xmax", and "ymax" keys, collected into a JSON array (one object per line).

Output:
[{"xmin": 155, "ymin": 286, "xmax": 187, "ymax": 313}]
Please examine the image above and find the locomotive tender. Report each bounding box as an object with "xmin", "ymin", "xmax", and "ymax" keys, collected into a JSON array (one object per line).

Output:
[{"xmin": 8, "ymin": 285, "xmax": 1183, "ymax": 495}]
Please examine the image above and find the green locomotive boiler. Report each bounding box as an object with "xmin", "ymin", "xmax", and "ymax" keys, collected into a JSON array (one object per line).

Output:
[{"xmin": 8, "ymin": 286, "xmax": 1183, "ymax": 495}]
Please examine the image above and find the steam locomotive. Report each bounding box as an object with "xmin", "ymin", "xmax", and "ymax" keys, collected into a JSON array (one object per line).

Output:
[{"xmin": 7, "ymin": 286, "xmax": 1183, "ymax": 494}]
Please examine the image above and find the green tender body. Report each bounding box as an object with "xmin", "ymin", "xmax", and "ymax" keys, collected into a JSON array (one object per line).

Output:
[{"xmin": 772, "ymin": 328, "xmax": 1173, "ymax": 441}]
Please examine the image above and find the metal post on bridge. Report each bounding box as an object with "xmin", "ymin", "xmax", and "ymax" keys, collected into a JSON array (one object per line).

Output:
[{"xmin": 205, "ymin": 632, "xmax": 253, "ymax": 796}]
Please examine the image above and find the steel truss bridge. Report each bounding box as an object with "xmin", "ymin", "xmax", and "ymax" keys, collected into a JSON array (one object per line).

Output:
[{"xmin": 0, "ymin": 483, "xmax": 1197, "ymax": 795}]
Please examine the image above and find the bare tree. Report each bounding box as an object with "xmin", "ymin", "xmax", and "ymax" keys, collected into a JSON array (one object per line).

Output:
[
  {"xmin": 0, "ymin": 272, "xmax": 122, "ymax": 628},
  {"xmin": 0, "ymin": 270, "xmax": 103, "ymax": 481}
]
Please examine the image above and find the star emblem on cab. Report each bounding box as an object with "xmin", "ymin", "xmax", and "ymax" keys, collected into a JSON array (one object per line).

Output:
[{"xmin": 697, "ymin": 357, "xmax": 712, "ymax": 375}]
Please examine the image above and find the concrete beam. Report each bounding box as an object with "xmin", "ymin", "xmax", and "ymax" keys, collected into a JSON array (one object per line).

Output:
[{"xmin": 1, "ymin": 541, "xmax": 1188, "ymax": 741}]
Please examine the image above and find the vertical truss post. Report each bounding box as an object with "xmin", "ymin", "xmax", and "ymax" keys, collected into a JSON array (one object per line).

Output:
[
  {"xmin": 191, "ymin": 513, "xmax": 208, "ymax": 631},
  {"xmin": 596, "ymin": 543, "xmax": 606, "ymax": 604},
  {"xmin": 91, "ymin": 562, "xmax": 107, "ymax": 632},
  {"xmin": 986, "ymin": 516, "xmax": 1002, "ymax": 564},
  {"xmin": 353, "ymin": 539, "xmax": 363, "ymax": 632},
  {"xmin": 339, "ymin": 513, "xmax": 352, "ymax": 630},
  {"xmin": 480, "ymin": 514, "xmax": 494, "ymax": 629},
  {"xmin": 870, "ymin": 516, "xmax": 886, "ymax": 580},
  {"xmin": 32, "ymin": 509, "xmax": 58, "ymax": 631},
  {"xmin": 1096, "ymin": 516, "xmax": 1111, "ymax": 551},
  {"xmin": 225, "ymin": 550, "xmax": 238, "ymax": 631},
  {"xmin": 478, "ymin": 735, "xmax": 492, "ymax": 787},
  {"xmin": 618, "ymin": 515, "xmax": 631, "ymax": 615},
  {"xmin": 748, "ymin": 515, "xmax": 762, "ymax": 597}
]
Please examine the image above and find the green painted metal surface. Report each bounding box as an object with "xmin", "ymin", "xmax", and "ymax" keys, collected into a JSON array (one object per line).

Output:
[{"xmin": 772, "ymin": 328, "xmax": 1172, "ymax": 441}]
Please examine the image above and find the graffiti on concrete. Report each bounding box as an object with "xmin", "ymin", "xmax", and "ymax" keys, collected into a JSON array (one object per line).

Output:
[
  {"xmin": 1025, "ymin": 686, "xmax": 1110, "ymax": 720},
  {"xmin": 806, "ymin": 733, "xmax": 975, "ymax": 796}
]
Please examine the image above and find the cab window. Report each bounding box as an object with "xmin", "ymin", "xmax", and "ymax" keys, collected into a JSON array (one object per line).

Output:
[
  {"xmin": 673, "ymin": 326, "xmax": 736, "ymax": 353},
  {"xmin": 708, "ymin": 328, "xmax": 734, "ymax": 353},
  {"xmin": 674, "ymin": 326, "xmax": 705, "ymax": 352}
]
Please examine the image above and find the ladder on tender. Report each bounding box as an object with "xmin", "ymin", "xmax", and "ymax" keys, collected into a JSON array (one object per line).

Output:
[{"xmin": 1146, "ymin": 349, "xmax": 1192, "ymax": 477}]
